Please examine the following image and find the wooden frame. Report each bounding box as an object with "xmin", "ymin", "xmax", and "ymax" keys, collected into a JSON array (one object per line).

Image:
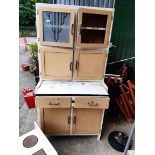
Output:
[
  {"xmin": 77, "ymin": 7, "xmax": 113, "ymax": 48},
  {"xmin": 40, "ymin": 47, "xmax": 73, "ymax": 80},
  {"xmin": 74, "ymin": 49, "xmax": 108, "ymax": 80},
  {"xmin": 38, "ymin": 5, "xmax": 75, "ymax": 48}
]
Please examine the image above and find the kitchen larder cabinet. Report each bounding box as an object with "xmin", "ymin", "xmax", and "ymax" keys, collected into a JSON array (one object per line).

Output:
[
  {"xmin": 77, "ymin": 7, "xmax": 113, "ymax": 48},
  {"xmin": 74, "ymin": 50, "xmax": 108, "ymax": 80},
  {"xmin": 40, "ymin": 47, "xmax": 73, "ymax": 80},
  {"xmin": 37, "ymin": 4, "xmax": 75, "ymax": 48}
]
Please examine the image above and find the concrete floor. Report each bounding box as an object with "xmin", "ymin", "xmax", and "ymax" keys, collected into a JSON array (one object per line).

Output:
[{"xmin": 19, "ymin": 38, "xmax": 135, "ymax": 155}]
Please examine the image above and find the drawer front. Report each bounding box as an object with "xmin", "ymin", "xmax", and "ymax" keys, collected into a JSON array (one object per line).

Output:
[
  {"xmin": 74, "ymin": 97, "xmax": 110, "ymax": 109},
  {"xmin": 35, "ymin": 97, "xmax": 71, "ymax": 108}
]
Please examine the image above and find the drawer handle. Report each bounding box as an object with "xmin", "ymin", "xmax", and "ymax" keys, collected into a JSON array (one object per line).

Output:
[
  {"xmin": 88, "ymin": 102, "xmax": 98, "ymax": 106},
  {"xmin": 48, "ymin": 102, "xmax": 59, "ymax": 106},
  {"xmin": 70, "ymin": 62, "xmax": 73, "ymax": 71},
  {"xmin": 76, "ymin": 61, "xmax": 79, "ymax": 70}
]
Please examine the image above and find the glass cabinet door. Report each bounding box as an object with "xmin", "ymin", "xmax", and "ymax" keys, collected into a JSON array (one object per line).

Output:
[
  {"xmin": 38, "ymin": 6, "xmax": 75, "ymax": 48},
  {"xmin": 77, "ymin": 8, "xmax": 113, "ymax": 48}
]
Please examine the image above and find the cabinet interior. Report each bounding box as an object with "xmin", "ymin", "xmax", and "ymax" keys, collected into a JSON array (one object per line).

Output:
[{"xmin": 81, "ymin": 13, "xmax": 108, "ymax": 43}]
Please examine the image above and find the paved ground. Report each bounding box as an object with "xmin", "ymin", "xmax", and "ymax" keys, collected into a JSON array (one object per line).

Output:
[{"xmin": 19, "ymin": 37, "xmax": 134, "ymax": 155}]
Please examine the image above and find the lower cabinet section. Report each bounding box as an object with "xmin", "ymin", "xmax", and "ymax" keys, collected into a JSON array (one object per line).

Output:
[
  {"xmin": 36, "ymin": 96, "xmax": 109, "ymax": 136},
  {"xmin": 72, "ymin": 109, "xmax": 103, "ymax": 134},
  {"xmin": 44, "ymin": 108, "xmax": 70, "ymax": 134}
]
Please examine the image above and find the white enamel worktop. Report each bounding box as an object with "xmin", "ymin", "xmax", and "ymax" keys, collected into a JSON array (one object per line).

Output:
[{"xmin": 35, "ymin": 80, "xmax": 109, "ymax": 96}]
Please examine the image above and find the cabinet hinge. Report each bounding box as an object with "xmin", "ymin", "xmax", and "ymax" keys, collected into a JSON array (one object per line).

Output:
[
  {"xmin": 39, "ymin": 72, "xmax": 42, "ymax": 75},
  {"xmin": 37, "ymin": 38, "xmax": 40, "ymax": 41},
  {"xmin": 37, "ymin": 10, "xmax": 39, "ymax": 15},
  {"xmin": 111, "ymin": 16, "xmax": 114, "ymax": 20}
]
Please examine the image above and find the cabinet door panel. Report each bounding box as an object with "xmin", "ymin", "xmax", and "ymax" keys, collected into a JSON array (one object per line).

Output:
[
  {"xmin": 40, "ymin": 47, "xmax": 73, "ymax": 80},
  {"xmin": 74, "ymin": 50, "xmax": 107, "ymax": 80},
  {"xmin": 77, "ymin": 8, "xmax": 113, "ymax": 48},
  {"xmin": 44, "ymin": 108, "xmax": 70, "ymax": 134},
  {"xmin": 38, "ymin": 5, "xmax": 75, "ymax": 48},
  {"xmin": 72, "ymin": 109, "xmax": 103, "ymax": 134}
]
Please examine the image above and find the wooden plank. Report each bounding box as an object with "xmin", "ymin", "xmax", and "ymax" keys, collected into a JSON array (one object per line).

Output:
[
  {"xmin": 115, "ymin": 97, "xmax": 132, "ymax": 123},
  {"xmin": 119, "ymin": 85, "xmax": 135, "ymax": 117},
  {"xmin": 127, "ymin": 80, "xmax": 135, "ymax": 104},
  {"xmin": 120, "ymin": 94, "xmax": 133, "ymax": 122}
]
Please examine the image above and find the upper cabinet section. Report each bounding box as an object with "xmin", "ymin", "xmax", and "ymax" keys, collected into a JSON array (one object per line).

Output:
[
  {"xmin": 37, "ymin": 4, "xmax": 75, "ymax": 48},
  {"xmin": 77, "ymin": 8, "xmax": 113, "ymax": 48}
]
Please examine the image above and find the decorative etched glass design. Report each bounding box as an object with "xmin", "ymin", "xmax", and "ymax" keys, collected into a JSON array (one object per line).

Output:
[{"xmin": 43, "ymin": 12, "xmax": 70, "ymax": 43}]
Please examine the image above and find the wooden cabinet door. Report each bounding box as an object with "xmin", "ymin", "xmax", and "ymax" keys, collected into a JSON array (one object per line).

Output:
[
  {"xmin": 37, "ymin": 5, "xmax": 75, "ymax": 48},
  {"xmin": 77, "ymin": 8, "xmax": 113, "ymax": 48},
  {"xmin": 40, "ymin": 47, "xmax": 73, "ymax": 80},
  {"xmin": 74, "ymin": 50, "xmax": 107, "ymax": 80},
  {"xmin": 44, "ymin": 108, "xmax": 70, "ymax": 134},
  {"xmin": 72, "ymin": 108, "xmax": 103, "ymax": 134}
]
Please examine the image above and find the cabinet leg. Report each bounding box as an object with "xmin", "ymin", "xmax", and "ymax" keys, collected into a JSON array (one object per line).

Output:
[{"xmin": 97, "ymin": 134, "xmax": 101, "ymax": 141}]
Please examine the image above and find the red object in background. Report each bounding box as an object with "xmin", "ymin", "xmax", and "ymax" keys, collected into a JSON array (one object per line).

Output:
[
  {"xmin": 22, "ymin": 88, "xmax": 36, "ymax": 109},
  {"xmin": 22, "ymin": 88, "xmax": 33, "ymax": 95}
]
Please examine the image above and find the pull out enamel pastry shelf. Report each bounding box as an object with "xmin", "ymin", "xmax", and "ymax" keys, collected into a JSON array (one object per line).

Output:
[
  {"xmin": 35, "ymin": 81, "xmax": 109, "ymax": 97},
  {"xmin": 77, "ymin": 7, "xmax": 114, "ymax": 48},
  {"xmin": 36, "ymin": 4, "xmax": 76, "ymax": 48}
]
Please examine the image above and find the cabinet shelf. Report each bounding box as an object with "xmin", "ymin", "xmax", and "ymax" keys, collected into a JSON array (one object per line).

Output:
[{"xmin": 81, "ymin": 27, "xmax": 106, "ymax": 31}]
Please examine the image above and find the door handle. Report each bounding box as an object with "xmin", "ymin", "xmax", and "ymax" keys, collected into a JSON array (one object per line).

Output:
[
  {"xmin": 76, "ymin": 61, "xmax": 79, "ymax": 70},
  {"xmin": 71, "ymin": 24, "xmax": 74, "ymax": 35},
  {"xmin": 48, "ymin": 102, "xmax": 59, "ymax": 106},
  {"xmin": 88, "ymin": 102, "xmax": 98, "ymax": 106},
  {"xmin": 79, "ymin": 24, "xmax": 82, "ymax": 34},
  {"xmin": 73, "ymin": 116, "xmax": 76, "ymax": 124},
  {"xmin": 70, "ymin": 62, "xmax": 73, "ymax": 71},
  {"xmin": 68, "ymin": 116, "xmax": 70, "ymax": 124}
]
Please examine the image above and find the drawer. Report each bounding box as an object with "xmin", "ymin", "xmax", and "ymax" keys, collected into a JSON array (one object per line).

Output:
[
  {"xmin": 35, "ymin": 97, "xmax": 71, "ymax": 108},
  {"xmin": 74, "ymin": 97, "xmax": 110, "ymax": 109}
]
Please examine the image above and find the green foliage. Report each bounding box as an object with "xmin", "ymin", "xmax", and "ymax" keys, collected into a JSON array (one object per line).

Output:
[
  {"xmin": 29, "ymin": 42, "xmax": 38, "ymax": 58},
  {"xmin": 19, "ymin": 0, "xmax": 47, "ymax": 26}
]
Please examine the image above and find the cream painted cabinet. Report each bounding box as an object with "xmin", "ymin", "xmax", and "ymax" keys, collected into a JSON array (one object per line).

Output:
[
  {"xmin": 74, "ymin": 50, "xmax": 108, "ymax": 80},
  {"xmin": 40, "ymin": 47, "xmax": 73, "ymax": 80},
  {"xmin": 37, "ymin": 5, "xmax": 75, "ymax": 48},
  {"xmin": 77, "ymin": 7, "xmax": 113, "ymax": 48}
]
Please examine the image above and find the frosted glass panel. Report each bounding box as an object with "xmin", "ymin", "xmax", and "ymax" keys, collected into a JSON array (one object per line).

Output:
[{"xmin": 43, "ymin": 12, "xmax": 70, "ymax": 43}]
